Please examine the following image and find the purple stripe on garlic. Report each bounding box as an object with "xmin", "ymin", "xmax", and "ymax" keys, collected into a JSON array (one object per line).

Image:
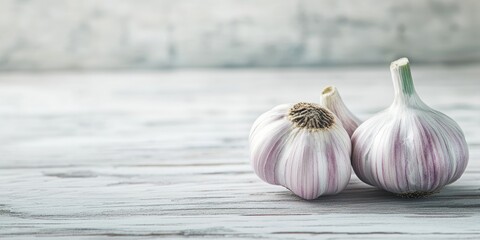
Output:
[
  {"xmin": 250, "ymin": 102, "xmax": 352, "ymax": 200},
  {"xmin": 351, "ymin": 58, "xmax": 469, "ymax": 197}
]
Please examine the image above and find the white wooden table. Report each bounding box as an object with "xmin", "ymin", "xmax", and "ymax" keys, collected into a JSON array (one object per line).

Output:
[{"xmin": 0, "ymin": 67, "xmax": 479, "ymax": 239}]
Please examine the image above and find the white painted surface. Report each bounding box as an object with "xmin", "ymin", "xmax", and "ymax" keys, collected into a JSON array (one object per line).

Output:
[
  {"xmin": 0, "ymin": 67, "xmax": 479, "ymax": 238},
  {"xmin": 0, "ymin": 0, "xmax": 479, "ymax": 70}
]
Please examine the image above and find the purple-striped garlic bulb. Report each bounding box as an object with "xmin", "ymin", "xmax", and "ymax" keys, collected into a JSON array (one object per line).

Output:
[
  {"xmin": 320, "ymin": 86, "xmax": 361, "ymax": 137},
  {"xmin": 249, "ymin": 102, "xmax": 352, "ymax": 200},
  {"xmin": 351, "ymin": 58, "xmax": 469, "ymax": 197}
]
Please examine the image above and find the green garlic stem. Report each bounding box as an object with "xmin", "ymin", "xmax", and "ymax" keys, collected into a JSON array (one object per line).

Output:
[{"xmin": 390, "ymin": 57, "xmax": 415, "ymax": 96}]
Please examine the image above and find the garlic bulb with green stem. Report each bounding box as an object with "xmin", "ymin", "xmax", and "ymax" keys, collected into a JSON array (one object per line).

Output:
[
  {"xmin": 249, "ymin": 102, "xmax": 352, "ymax": 199},
  {"xmin": 351, "ymin": 58, "xmax": 469, "ymax": 197},
  {"xmin": 320, "ymin": 86, "xmax": 361, "ymax": 137}
]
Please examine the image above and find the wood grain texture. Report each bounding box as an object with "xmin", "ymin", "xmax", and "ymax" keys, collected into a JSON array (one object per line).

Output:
[{"xmin": 0, "ymin": 67, "xmax": 479, "ymax": 239}]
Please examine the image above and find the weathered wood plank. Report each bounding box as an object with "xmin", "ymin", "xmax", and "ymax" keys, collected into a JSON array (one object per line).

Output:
[{"xmin": 0, "ymin": 67, "xmax": 479, "ymax": 239}]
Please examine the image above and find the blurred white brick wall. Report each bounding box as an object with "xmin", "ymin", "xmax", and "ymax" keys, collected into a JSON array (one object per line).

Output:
[{"xmin": 0, "ymin": 0, "xmax": 479, "ymax": 70}]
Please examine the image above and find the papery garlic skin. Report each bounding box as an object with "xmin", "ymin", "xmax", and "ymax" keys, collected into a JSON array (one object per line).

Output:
[
  {"xmin": 320, "ymin": 86, "xmax": 361, "ymax": 137},
  {"xmin": 351, "ymin": 58, "xmax": 469, "ymax": 196},
  {"xmin": 249, "ymin": 103, "xmax": 351, "ymax": 200}
]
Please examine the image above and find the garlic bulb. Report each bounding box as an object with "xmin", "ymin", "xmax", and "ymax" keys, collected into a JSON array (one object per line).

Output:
[
  {"xmin": 351, "ymin": 58, "xmax": 469, "ymax": 197},
  {"xmin": 320, "ymin": 86, "xmax": 361, "ymax": 137},
  {"xmin": 249, "ymin": 102, "xmax": 352, "ymax": 199}
]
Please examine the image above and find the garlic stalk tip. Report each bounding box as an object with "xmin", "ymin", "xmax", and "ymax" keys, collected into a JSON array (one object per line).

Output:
[{"xmin": 320, "ymin": 85, "xmax": 361, "ymax": 137}]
